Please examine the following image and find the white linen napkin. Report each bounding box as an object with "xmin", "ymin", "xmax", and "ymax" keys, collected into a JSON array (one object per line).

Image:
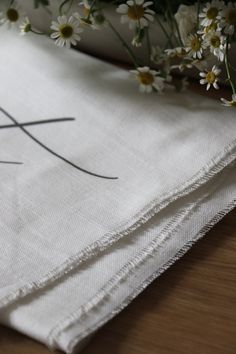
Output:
[{"xmin": 0, "ymin": 28, "xmax": 235, "ymax": 353}]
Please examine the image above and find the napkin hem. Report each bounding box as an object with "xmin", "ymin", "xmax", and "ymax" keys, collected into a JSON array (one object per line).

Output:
[
  {"xmin": 47, "ymin": 168, "xmax": 228, "ymax": 348},
  {"xmin": 66, "ymin": 197, "xmax": 236, "ymax": 353},
  {"xmin": 1, "ymin": 139, "xmax": 236, "ymax": 311}
]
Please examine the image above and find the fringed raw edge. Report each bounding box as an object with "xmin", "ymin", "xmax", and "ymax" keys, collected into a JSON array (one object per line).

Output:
[
  {"xmin": 66, "ymin": 198, "xmax": 236, "ymax": 354},
  {"xmin": 47, "ymin": 169, "xmax": 226, "ymax": 348},
  {"xmin": 48, "ymin": 206, "xmax": 193, "ymax": 348},
  {"xmin": 0, "ymin": 139, "xmax": 236, "ymax": 311}
]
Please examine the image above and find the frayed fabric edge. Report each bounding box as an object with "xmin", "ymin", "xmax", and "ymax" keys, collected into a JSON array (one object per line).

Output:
[
  {"xmin": 47, "ymin": 168, "xmax": 228, "ymax": 347},
  {"xmin": 0, "ymin": 139, "xmax": 236, "ymax": 311},
  {"xmin": 66, "ymin": 198, "xmax": 236, "ymax": 354}
]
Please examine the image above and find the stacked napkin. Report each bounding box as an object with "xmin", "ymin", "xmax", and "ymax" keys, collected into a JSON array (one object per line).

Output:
[{"xmin": 0, "ymin": 28, "xmax": 235, "ymax": 353}]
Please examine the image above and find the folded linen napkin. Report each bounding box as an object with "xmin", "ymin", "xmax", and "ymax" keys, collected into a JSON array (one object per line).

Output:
[{"xmin": 0, "ymin": 28, "xmax": 235, "ymax": 353}]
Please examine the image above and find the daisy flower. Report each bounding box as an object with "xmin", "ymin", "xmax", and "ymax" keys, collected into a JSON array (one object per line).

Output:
[
  {"xmin": 199, "ymin": 0, "xmax": 224, "ymax": 27},
  {"xmin": 19, "ymin": 17, "xmax": 31, "ymax": 35},
  {"xmin": 171, "ymin": 61, "xmax": 193, "ymax": 72},
  {"xmin": 78, "ymin": 0, "xmax": 106, "ymax": 29},
  {"xmin": 165, "ymin": 47, "xmax": 186, "ymax": 59},
  {"xmin": 0, "ymin": 3, "xmax": 23, "ymax": 28},
  {"xmin": 50, "ymin": 15, "xmax": 83, "ymax": 48},
  {"xmin": 197, "ymin": 21, "xmax": 221, "ymax": 38},
  {"xmin": 186, "ymin": 34, "xmax": 203, "ymax": 59},
  {"xmin": 221, "ymin": 94, "xmax": 236, "ymax": 107},
  {"xmin": 116, "ymin": 0, "xmax": 154, "ymax": 30},
  {"xmin": 203, "ymin": 30, "xmax": 226, "ymax": 61},
  {"xmin": 130, "ymin": 66, "xmax": 164, "ymax": 93},
  {"xmin": 220, "ymin": 2, "xmax": 236, "ymax": 35},
  {"xmin": 199, "ymin": 65, "xmax": 221, "ymax": 90}
]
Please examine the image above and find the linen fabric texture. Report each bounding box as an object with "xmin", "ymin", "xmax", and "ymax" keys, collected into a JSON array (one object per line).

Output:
[{"xmin": 0, "ymin": 28, "xmax": 235, "ymax": 353}]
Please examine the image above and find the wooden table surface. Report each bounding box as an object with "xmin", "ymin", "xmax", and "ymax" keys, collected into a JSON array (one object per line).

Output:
[{"xmin": 1, "ymin": 207, "xmax": 236, "ymax": 354}]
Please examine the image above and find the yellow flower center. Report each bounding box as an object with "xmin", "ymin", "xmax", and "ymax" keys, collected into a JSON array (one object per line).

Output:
[
  {"xmin": 59, "ymin": 24, "xmax": 74, "ymax": 38},
  {"xmin": 127, "ymin": 5, "xmax": 145, "ymax": 20},
  {"xmin": 138, "ymin": 72, "xmax": 154, "ymax": 85},
  {"xmin": 206, "ymin": 71, "xmax": 216, "ymax": 84},
  {"xmin": 6, "ymin": 8, "xmax": 19, "ymax": 22},
  {"xmin": 210, "ymin": 35, "xmax": 220, "ymax": 47},
  {"xmin": 226, "ymin": 9, "xmax": 236, "ymax": 25},
  {"xmin": 206, "ymin": 7, "xmax": 218, "ymax": 20},
  {"xmin": 190, "ymin": 37, "xmax": 201, "ymax": 52}
]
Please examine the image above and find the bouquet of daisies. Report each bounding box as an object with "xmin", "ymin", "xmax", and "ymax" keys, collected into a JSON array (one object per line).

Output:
[{"xmin": 0, "ymin": 0, "xmax": 236, "ymax": 106}]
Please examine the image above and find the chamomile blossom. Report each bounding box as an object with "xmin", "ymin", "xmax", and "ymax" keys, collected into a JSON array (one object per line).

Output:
[
  {"xmin": 199, "ymin": 65, "xmax": 221, "ymax": 90},
  {"xmin": 130, "ymin": 66, "xmax": 165, "ymax": 93},
  {"xmin": 197, "ymin": 21, "xmax": 221, "ymax": 38},
  {"xmin": 0, "ymin": 3, "xmax": 23, "ymax": 28},
  {"xmin": 221, "ymin": 94, "xmax": 236, "ymax": 107},
  {"xmin": 50, "ymin": 15, "xmax": 83, "ymax": 48},
  {"xmin": 220, "ymin": 2, "xmax": 236, "ymax": 34},
  {"xmin": 203, "ymin": 30, "xmax": 226, "ymax": 61},
  {"xmin": 171, "ymin": 61, "xmax": 193, "ymax": 72},
  {"xmin": 199, "ymin": 0, "xmax": 224, "ymax": 27},
  {"xmin": 19, "ymin": 17, "xmax": 31, "ymax": 35},
  {"xmin": 116, "ymin": 0, "xmax": 154, "ymax": 30},
  {"xmin": 78, "ymin": 0, "xmax": 106, "ymax": 29},
  {"xmin": 186, "ymin": 34, "xmax": 203, "ymax": 59},
  {"xmin": 165, "ymin": 47, "xmax": 186, "ymax": 59}
]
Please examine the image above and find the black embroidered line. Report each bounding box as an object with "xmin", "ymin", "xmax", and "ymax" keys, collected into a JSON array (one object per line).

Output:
[
  {"xmin": 0, "ymin": 107, "xmax": 118, "ymax": 180},
  {"xmin": 0, "ymin": 161, "xmax": 23, "ymax": 165},
  {"xmin": 0, "ymin": 117, "xmax": 75, "ymax": 129}
]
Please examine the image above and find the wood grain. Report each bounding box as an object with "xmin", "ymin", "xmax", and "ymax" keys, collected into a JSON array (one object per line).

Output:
[{"xmin": 1, "ymin": 208, "xmax": 235, "ymax": 354}]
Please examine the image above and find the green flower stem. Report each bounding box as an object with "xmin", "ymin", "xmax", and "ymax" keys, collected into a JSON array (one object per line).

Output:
[
  {"xmin": 146, "ymin": 28, "xmax": 151, "ymax": 62},
  {"xmin": 107, "ymin": 20, "xmax": 139, "ymax": 67},
  {"xmin": 225, "ymin": 37, "xmax": 236, "ymax": 95},
  {"xmin": 229, "ymin": 63, "xmax": 236, "ymax": 72},
  {"xmin": 59, "ymin": 0, "xmax": 70, "ymax": 15},
  {"xmin": 197, "ymin": 0, "xmax": 201, "ymax": 28},
  {"xmin": 85, "ymin": 0, "xmax": 97, "ymax": 21},
  {"xmin": 65, "ymin": 0, "xmax": 75, "ymax": 14},
  {"xmin": 155, "ymin": 14, "xmax": 174, "ymax": 48},
  {"xmin": 133, "ymin": 0, "xmax": 141, "ymax": 35},
  {"xmin": 165, "ymin": 0, "xmax": 183, "ymax": 46}
]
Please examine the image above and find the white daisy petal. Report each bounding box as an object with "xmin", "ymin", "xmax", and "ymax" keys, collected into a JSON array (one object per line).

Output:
[
  {"xmin": 117, "ymin": 0, "xmax": 154, "ymax": 29},
  {"xmin": 50, "ymin": 14, "xmax": 83, "ymax": 48},
  {"xmin": 144, "ymin": 14, "xmax": 154, "ymax": 21},
  {"xmin": 0, "ymin": 3, "xmax": 24, "ymax": 28},
  {"xmin": 116, "ymin": 4, "xmax": 128, "ymax": 13},
  {"xmin": 143, "ymin": 1, "xmax": 153, "ymax": 7},
  {"xmin": 139, "ymin": 84, "xmax": 146, "ymax": 92}
]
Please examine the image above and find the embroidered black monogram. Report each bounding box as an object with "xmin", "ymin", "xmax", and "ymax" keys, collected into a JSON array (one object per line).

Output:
[{"xmin": 0, "ymin": 107, "xmax": 118, "ymax": 180}]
